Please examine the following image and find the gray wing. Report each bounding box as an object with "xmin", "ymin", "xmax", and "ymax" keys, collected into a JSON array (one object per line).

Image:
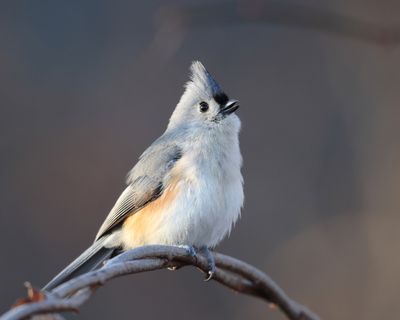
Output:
[{"xmin": 95, "ymin": 138, "xmax": 182, "ymax": 241}]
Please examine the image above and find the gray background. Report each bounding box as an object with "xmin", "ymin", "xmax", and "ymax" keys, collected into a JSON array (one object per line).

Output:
[{"xmin": 1, "ymin": 1, "xmax": 400, "ymax": 319}]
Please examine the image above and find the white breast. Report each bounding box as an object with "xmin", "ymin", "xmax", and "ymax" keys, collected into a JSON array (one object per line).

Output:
[
  {"xmin": 118, "ymin": 120, "xmax": 244, "ymax": 249},
  {"xmin": 142, "ymin": 131, "xmax": 244, "ymax": 248}
]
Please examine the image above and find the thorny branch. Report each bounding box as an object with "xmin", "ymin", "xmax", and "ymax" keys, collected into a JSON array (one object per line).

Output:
[{"xmin": 0, "ymin": 245, "xmax": 320, "ymax": 320}]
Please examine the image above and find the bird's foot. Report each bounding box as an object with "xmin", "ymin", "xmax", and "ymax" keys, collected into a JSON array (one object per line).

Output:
[
  {"xmin": 180, "ymin": 245, "xmax": 197, "ymax": 258},
  {"xmin": 198, "ymin": 247, "xmax": 216, "ymax": 281},
  {"xmin": 168, "ymin": 245, "xmax": 197, "ymax": 271}
]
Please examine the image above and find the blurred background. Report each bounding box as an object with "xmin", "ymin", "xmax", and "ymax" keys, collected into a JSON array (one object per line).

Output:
[{"xmin": 1, "ymin": 1, "xmax": 400, "ymax": 319}]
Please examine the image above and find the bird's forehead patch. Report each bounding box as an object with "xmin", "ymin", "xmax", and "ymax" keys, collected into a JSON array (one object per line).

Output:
[{"xmin": 213, "ymin": 92, "xmax": 229, "ymax": 106}]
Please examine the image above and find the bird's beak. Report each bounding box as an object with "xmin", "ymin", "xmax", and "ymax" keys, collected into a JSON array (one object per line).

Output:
[{"xmin": 220, "ymin": 100, "xmax": 239, "ymax": 115}]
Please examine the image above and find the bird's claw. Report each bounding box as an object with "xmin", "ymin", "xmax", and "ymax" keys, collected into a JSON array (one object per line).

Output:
[
  {"xmin": 167, "ymin": 266, "xmax": 179, "ymax": 271},
  {"xmin": 199, "ymin": 247, "xmax": 216, "ymax": 281},
  {"xmin": 204, "ymin": 269, "xmax": 215, "ymax": 282}
]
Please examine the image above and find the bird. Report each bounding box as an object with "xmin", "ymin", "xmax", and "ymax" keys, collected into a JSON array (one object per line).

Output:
[{"xmin": 43, "ymin": 61, "xmax": 244, "ymax": 291}]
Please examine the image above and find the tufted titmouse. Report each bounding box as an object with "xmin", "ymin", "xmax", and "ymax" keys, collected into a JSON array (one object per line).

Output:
[{"xmin": 44, "ymin": 61, "xmax": 243, "ymax": 290}]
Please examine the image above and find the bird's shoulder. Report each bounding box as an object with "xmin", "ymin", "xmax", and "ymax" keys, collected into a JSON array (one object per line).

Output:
[{"xmin": 126, "ymin": 131, "xmax": 184, "ymax": 184}]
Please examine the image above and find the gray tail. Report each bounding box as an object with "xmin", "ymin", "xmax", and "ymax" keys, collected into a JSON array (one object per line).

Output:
[{"xmin": 43, "ymin": 236, "xmax": 117, "ymax": 291}]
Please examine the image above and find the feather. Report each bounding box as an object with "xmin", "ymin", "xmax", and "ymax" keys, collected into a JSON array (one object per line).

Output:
[
  {"xmin": 95, "ymin": 143, "xmax": 183, "ymax": 241},
  {"xmin": 43, "ymin": 234, "xmax": 116, "ymax": 291}
]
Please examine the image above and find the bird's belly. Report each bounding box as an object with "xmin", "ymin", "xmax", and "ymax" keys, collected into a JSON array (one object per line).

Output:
[{"xmin": 120, "ymin": 176, "xmax": 243, "ymax": 249}]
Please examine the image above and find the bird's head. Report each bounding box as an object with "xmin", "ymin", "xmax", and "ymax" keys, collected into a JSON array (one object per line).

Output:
[{"xmin": 167, "ymin": 61, "xmax": 240, "ymax": 133}]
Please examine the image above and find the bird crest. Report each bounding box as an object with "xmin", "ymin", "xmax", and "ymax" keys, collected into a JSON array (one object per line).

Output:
[{"xmin": 184, "ymin": 61, "xmax": 229, "ymax": 105}]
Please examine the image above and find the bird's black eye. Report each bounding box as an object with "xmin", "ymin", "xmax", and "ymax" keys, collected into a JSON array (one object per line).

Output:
[{"xmin": 199, "ymin": 101, "xmax": 209, "ymax": 113}]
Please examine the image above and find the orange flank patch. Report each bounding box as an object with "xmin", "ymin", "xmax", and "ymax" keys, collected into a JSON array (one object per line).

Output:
[{"xmin": 121, "ymin": 180, "xmax": 180, "ymax": 248}]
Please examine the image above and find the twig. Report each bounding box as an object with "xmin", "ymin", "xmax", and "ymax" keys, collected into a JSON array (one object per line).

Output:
[{"xmin": 0, "ymin": 245, "xmax": 320, "ymax": 320}]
